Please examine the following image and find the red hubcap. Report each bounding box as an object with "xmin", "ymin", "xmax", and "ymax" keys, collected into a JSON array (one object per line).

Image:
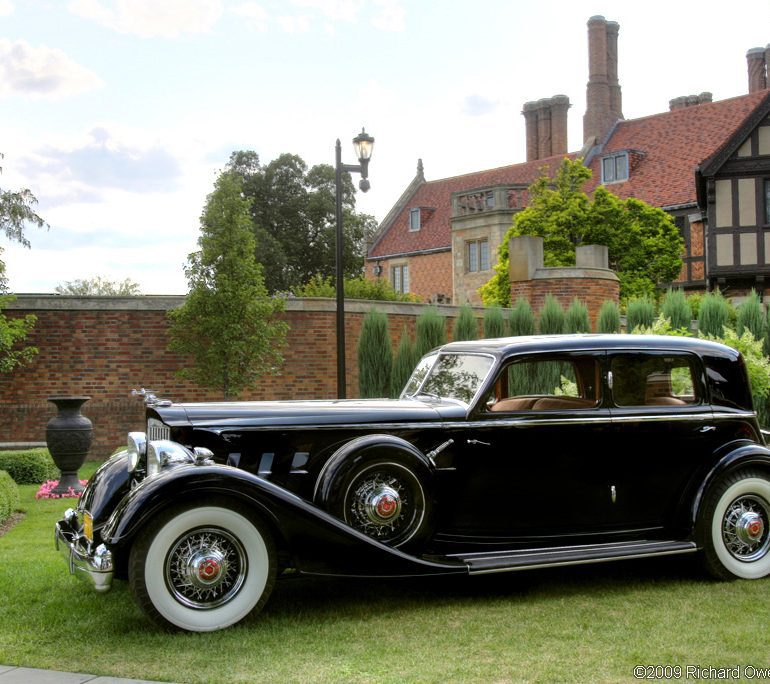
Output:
[
  {"xmin": 198, "ymin": 558, "xmax": 221, "ymax": 581},
  {"xmin": 376, "ymin": 495, "xmax": 398, "ymax": 518},
  {"xmin": 748, "ymin": 519, "xmax": 763, "ymax": 538}
]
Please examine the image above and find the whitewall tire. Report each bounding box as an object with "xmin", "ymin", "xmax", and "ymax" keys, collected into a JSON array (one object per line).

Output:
[{"xmin": 129, "ymin": 502, "xmax": 275, "ymax": 631}]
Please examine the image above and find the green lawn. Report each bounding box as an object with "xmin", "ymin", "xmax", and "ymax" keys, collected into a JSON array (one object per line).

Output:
[{"xmin": 1, "ymin": 465, "xmax": 768, "ymax": 683}]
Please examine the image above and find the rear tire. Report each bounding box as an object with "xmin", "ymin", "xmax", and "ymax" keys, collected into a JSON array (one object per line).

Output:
[
  {"xmin": 129, "ymin": 501, "xmax": 275, "ymax": 631},
  {"xmin": 698, "ymin": 470, "xmax": 770, "ymax": 580}
]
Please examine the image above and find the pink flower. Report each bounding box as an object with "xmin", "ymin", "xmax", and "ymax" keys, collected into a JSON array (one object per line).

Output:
[{"xmin": 35, "ymin": 480, "xmax": 88, "ymax": 500}]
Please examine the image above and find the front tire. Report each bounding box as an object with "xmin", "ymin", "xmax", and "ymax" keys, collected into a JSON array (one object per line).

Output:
[
  {"xmin": 698, "ymin": 470, "xmax": 770, "ymax": 580},
  {"xmin": 129, "ymin": 502, "xmax": 276, "ymax": 631}
]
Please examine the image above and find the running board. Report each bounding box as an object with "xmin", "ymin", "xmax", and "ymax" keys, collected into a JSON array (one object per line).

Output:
[{"xmin": 450, "ymin": 540, "xmax": 698, "ymax": 574}]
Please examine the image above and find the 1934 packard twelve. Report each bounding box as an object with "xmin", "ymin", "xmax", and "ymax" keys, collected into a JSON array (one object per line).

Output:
[{"xmin": 55, "ymin": 334, "xmax": 770, "ymax": 631}]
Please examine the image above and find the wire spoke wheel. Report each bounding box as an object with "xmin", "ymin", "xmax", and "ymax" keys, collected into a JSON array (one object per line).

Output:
[{"xmin": 721, "ymin": 495, "xmax": 770, "ymax": 562}]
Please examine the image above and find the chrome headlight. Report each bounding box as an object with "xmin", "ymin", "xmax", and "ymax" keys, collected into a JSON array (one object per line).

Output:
[
  {"xmin": 147, "ymin": 440, "xmax": 194, "ymax": 477},
  {"xmin": 127, "ymin": 432, "xmax": 147, "ymax": 473}
]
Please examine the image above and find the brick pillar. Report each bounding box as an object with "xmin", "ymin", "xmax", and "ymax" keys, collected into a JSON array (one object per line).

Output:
[
  {"xmin": 606, "ymin": 20, "xmax": 622, "ymax": 121},
  {"xmin": 522, "ymin": 101, "xmax": 540, "ymax": 162},
  {"xmin": 549, "ymin": 95, "xmax": 570, "ymax": 156},
  {"xmin": 583, "ymin": 15, "xmax": 611, "ymax": 144},
  {"xmin": 536, "ymin": 99, "xmax": 552, "ymax": 159}
]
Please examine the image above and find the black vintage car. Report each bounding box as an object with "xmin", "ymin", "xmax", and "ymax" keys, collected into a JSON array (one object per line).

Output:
[{"xmin": 55, "ymin": 334, "xmax": 770, "ymax": 631}]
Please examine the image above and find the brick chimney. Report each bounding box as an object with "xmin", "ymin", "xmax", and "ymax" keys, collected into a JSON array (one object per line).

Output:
[
  {"xmin": 669, "ymin": 92, "xmax": 713, "ymax": 111},
  {"xmin": 583, "ymin": 16, "xmax": 623, "ymax": 145},
  {"xmin": 747, "ymin": 47, "xmax": 768, "ymax": 93},
  {"xmin": 522, "ymin": 95, "xmax": 570, "ymax": 161}
]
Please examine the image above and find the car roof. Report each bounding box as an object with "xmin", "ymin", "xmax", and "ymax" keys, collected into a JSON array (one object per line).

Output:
[{"xmin": 436, "ymin": 334, "xmax": 740, "ymax": 360}]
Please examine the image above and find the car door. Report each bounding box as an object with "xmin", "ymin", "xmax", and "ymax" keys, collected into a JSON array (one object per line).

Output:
[
  {"xmin": 606, "ymin": 349, "xmax": 719, "ymax": 532},
  {"xmin": 437, "ymin": 351, "xmax": 617, "ymax": 542}
]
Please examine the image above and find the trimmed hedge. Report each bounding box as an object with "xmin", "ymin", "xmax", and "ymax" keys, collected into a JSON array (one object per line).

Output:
[
  {"xmin": 0, "ymin": 470, "xmax": 20, "ymax": 525},
  {"xmin": 0, "ymin": 448, "xmax": 58, "ymax": 485}
]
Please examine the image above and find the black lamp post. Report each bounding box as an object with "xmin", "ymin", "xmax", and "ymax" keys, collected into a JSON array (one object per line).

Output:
[{"xmin": 335, "ymin": 127, "xmax": 374, "ymax": 399}]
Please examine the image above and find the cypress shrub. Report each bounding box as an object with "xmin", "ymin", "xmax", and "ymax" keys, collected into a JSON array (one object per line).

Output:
[
  {"xmin": 538, "ymin": 294, "xmax": 565, "ymax": 335},
  {"xmin": 357, "ymin": 310, "xmax": 392, "ymax": 398},
  {"xmin": 483, "ymin": 306, "xmax": 506, "ymax": 339},
  {"xmin": 737, "ymin": 290, "xmax": 766, "ymax": 340},
  {"xmin": 414, "ymin": 307, "xmax": 446, "ymax": 358},
  {"xmin": 626, "ymin": 297, "xmax": 655, "ymax": 332},
  {"xmin": 565, "ymin": 299, "xmax": 590, "ymax": 334},
  {"xmin": 596, "ymin": 300, "xmax": 621, "ymax": 333},
  {"xmin": 0, "ymin": 471, "xmax": 20, "ymax": 526},
  {"xmin": 508, "ymin": 298, "xmax": 535, "ymax": 336},
  {"xmin": 660, "ymin": 288, "xmax": 693, "ymax": 332},
  {"xmin": 392, "ymin": 327, "xmax": 418, "ymax": 397},
  {"xmin": 0, "ymin": 449, "xmax": 58, "ymax": 485},
  {"xmin": 698, "ymin": 290, "xmax": 731, "ymax": 338},
  {"xmin": 452, "ymin": 304, "xmax": 477, "ymax": 341}
]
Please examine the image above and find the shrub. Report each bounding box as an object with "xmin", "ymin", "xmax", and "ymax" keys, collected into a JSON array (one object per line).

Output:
[
  {"xmin": 0, "ymin": 470, "xmax": 20, "ymax": 525},
  {"xmin": 392, "ymin": 327, "xmax": 418, "ymax": 397},
  {"xmin": 538, "ymin": 295, "xmax": 565, "ymax": 335},
  {"xmin": 626, "ymin": 297, "xmax": 655, "ymax": 332},
  {"xmin": 357, "ymin": 310, "xmax": 393, "ymax": 398},
  {"xmin": 596, "ymin": 300, "xmax": 621, "ymax": 333},
  {"xmin": 0, "ymin": 448, "xmax": 58, "ymax": 485},
  {"xmin": 565, "ymin": 299, "xmax": 590, "ymax": 334},
  {"xmin": 698, "ymin": 290, "xmax": 731, "ymax": 338},
  {"xmin": 483, "ymin": 306, "xmax": 506, "ymax": 339},
  {"xmin": 452, "ymin": 305, "xmax": 477, "ymax": 341},
  {"xmin": 737, "ymin": 290, "xmax": 766, "ymax": 341},
  {"xmin": 295, "ymin": 275, "xmax": 418, "ymax": 302},
  {"xmin": 414, "ymin": 307, "xmax": 446, "ymax": 358},
  {"xmin": 509, "ymin": 298, "xmax": 535, "ymax": 336},
  {"xmin": 660, "ymin": 288, "xmax": 692, "ymax": 332}
]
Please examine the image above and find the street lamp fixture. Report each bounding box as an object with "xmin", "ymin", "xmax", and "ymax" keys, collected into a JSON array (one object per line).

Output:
[{"xmin": 335, "ymin": 127, "xmax": 375, "ymax": 399}]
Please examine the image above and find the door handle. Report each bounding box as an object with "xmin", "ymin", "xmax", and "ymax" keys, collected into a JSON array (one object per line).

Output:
[
  {"xmin": 698, "ymin": 425, "xmax": 716, "ymax": 433},
  {"xmin": 467, "ymin": 439, "xmax": 491, "ymax": 447}
]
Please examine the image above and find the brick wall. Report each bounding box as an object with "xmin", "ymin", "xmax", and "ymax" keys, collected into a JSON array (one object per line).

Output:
[
  {"xmin": 0, "ymin": 296, "xmax": 470, "ymax": 458},
  {"xmin": 365, "ymin": 250, "xmax": 452, "ymax": 303}
]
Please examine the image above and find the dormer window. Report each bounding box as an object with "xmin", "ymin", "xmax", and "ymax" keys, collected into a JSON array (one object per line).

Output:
[
  {"xmin": 409, "ymin": 208, "xmax": 421, "ymax": 231},
  {"xmin": 601, "ymin": 152, "xmax": 629, "ymax": 184}
]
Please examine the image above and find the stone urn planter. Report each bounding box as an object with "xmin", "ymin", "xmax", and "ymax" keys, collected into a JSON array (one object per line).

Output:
[{"xmin": 46, "ymin": 396, "xmax": 93, "ymax": 495}]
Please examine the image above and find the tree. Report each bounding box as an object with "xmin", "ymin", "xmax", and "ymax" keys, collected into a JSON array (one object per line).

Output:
[
  {"xmin": 414, "ymin": 307, "xmax": 446, "ymax": 358},
  {"xmin": 565, "ymin": 299, "xmax": 590, "ymax": 333},
  {"xmin": 0, "ymin": 153, "xmax": 47, "ymax": 374},
  {"xmin": 391, "ymin": 326, "xmax": 417, "ymax": 397},
  {"xmin": 55, "ymin": 276, "xmax": 141, "ymax": 296},
  {"xmin": 596, "ymin": 300, "xmax": 621, "ymax": 333},
  {"xmin": 480, "ymin": 158, "xmax": 683, "ymax": 305},
  {"xmin": 452, "ymin": 304, "xmax": 477, "ymax": 341},
  {"xmin": 483, "ymin": 306, "xmax": 506, "ymax": 338},
  {"xmin": 168, "ymin": 170, "xmax": 287, "ymax": 399},
  {"xmin": 357, "ymin": 310, "xmax": 393, "ymax": 398},
  {"xmin": 226, "ymin": 151, "xmax": 378, "ymax": 294}
]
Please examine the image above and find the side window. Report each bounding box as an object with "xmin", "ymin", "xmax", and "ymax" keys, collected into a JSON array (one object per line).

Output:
[
  {"xmin": 488, "ymin": 356, "xmax": 600, "ymax": 412},
  {"xmin": 610, "ymin": 354, "xmax": 699, "ymax": 407}
]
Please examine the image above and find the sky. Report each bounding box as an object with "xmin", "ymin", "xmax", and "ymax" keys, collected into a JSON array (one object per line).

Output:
[{"xmin": 1, "ymin": 0, "xmax": 769, "ymax": 295}]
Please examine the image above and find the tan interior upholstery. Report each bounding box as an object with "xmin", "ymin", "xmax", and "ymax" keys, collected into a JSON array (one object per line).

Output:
[{"xmin": 489, "ymin": 397, "xmax": 540, "ymax": 412}]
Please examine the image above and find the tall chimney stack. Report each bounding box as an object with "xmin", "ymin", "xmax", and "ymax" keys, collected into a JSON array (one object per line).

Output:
[
  {"xmin": 522, "ymin": 96, "xmax": 571, "ymax": 161},
  {"xmin": 583, "ymin": 16, "xmax": 623, "ymax": 145},
  {"xmin": 747, "ymin": 47, "xmax": 768, "ymax": 93}
]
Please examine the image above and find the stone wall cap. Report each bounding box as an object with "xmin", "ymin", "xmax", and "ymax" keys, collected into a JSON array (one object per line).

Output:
[{"xmin": 532, "ymin": 267, "xmax": 620, "ymax": 282}]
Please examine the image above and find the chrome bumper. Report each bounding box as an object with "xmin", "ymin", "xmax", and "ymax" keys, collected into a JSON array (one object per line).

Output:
[{"xmin": 54, "ymin": 509, "xmax": 113, "ymax": 593}]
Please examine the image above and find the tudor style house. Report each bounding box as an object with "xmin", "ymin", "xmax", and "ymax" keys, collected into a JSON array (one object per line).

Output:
[{"xmin": 366, "ymin": 16, "xmax": 770, "ymax": 305}]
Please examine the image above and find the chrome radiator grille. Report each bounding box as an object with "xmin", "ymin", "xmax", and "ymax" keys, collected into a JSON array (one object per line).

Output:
[{"xmin": 147, "ymin": 418, "xmax": 171, "ymax": 441}]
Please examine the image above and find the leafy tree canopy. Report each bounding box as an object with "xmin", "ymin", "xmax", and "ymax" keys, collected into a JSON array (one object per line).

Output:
[
  {"xmin": 168, "ymin": 170, "xmax": 287, "ymax": 399},
  {"xmin": 480, "ymin": 158, "xmax": 684, "ymax": 305},
  {"xmin": 55, "ymin": 276, "xmax": 141, "ymax": 296},
  {"xmin": 226, "ymin": 150, "xmax": 378, "ymax": 294}
]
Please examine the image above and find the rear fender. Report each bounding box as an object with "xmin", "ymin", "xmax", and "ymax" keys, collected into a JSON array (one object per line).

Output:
[{"xmin": 101, "ymin": 463, "xmax": 464, "ymax": 578}]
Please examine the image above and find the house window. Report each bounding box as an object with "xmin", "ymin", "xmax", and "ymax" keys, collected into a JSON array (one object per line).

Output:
[
  {"xmin": 409, "ymin": 208, "xmax": 420, "ymax": 231},
  {"xmin": 467, "ymin": 238, "xmax": 490, "ymax": 273},
  {"xmin": 601, "ymin": 152, "xmax": 629, "ymax": 183},
  {"xmin": 392, "ymin": 264, "xmax": 409, "ymax": 293}
]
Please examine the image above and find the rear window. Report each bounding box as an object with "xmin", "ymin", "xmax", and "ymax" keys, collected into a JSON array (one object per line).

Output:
[
  {"xmin": 704, "ymin": 353, "xmax": 753, "ymax": 411},
  {"xmin": 610, "ymin": 354, "xmax": 699, "ymax": 407}
]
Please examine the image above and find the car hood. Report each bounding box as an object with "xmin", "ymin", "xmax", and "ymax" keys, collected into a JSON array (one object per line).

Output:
[{"xmin": 153, "ymin": 398, "xmax": 463, "ymax": 430}]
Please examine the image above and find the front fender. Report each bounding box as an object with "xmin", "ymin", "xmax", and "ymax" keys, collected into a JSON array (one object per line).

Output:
[
  {"xmin": 101, "ymin": 463, "xmax": 465, "ymax": 578},
  {"xmin": 690, "ymin": 443, "xmax": 770, "ymax": 527}
]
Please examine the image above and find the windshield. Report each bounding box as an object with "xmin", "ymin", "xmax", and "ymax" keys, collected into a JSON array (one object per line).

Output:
[{"xmin": 401, "ymin": 353, "xmax": 495, "ymax": 406}]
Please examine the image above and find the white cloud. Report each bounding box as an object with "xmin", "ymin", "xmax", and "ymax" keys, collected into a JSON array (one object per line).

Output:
[
  {"xmin": 0, "ymin": 1, "xmax": 14, "ymax": 17},
  {"xmin": 277, "ymin": 13, "xmax": 311, "ymax": 33},
  {"xmin": 291, "ymin": 0, "xmax": 364, "ymax": 23},
  {"xmin": 68, "ymin": 0, "xmax": 223, "ymax": 38},
  {"xmin": 231, "ymin": 2, "xmax": 268, "ymax": 32},
  {"xmin": 0, "ymin": 39, "xmax": 102, "ymax": 99},
  {"xmin": 371, "ymin": 0, "xmax": 404, "ymax": 31}
]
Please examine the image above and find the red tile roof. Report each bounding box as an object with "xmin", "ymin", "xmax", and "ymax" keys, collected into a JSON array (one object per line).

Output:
[
  {"xmin": 370, "ymin": 90, "xmax": 770, "ymax": 259},
  {"xmin": 584, "ymin": 90, "xmax": 770, "ymax": 207},
  {"xmin": 369, "ymin": 154, "xmax": 576, "ymax": 259}
]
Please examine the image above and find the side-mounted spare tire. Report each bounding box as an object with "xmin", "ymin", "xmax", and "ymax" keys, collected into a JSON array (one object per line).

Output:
[{"xmin": 314, "ymin": 435, "xmax": 435, "ymax": 549}]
